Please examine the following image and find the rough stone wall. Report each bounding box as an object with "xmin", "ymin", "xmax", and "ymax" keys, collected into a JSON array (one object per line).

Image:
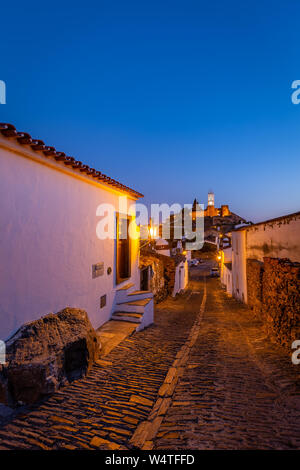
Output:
[
  {"xmin": 247, "ymin": 257, "xmax": 300, "ymax": 348},
  {"xmin": 246, "ymin": 259, "xmax": 264, "ymax": 317},
  {"xmin": 263, "ymin": 257, "xmax": 300, "ymax": 348},
  {"xmin": 140, "ymin": 249, "xmax": 176, "ymax": 302}
]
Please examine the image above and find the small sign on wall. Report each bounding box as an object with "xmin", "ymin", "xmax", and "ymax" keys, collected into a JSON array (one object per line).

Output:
[
  {"xmin": 92, "ymin": 262, "xmax": 104, "ymax": 279},
  {"xmin": 100, "ymin": 294, "xmax": 106, "ymax": 308}
]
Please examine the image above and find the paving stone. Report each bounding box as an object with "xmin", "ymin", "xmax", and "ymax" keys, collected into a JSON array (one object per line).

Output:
[
  {"xmin": 49, "ymin": 416, "xmax": 75, "ymax": 425},
  {"xmin": 157, "ymin": 398, "xmax": 172, "ymax": 416},
  {"xmin": 129, "ymin": 395, "xmax": 154, "ymax": 407},
  {"xmin": 123, "ymin": 416, "xmax": 139, "ymax": 425},
  {"xmin": 90, "ymin": 436, "xmax": 120, "ymax": 450},
  {"xmin": 105, "ymin": 426, "xmax": 131, "ymax": 436},
  {"xmin": 164, "ymin": 367, "xmax": 177, "ymax": 384}
]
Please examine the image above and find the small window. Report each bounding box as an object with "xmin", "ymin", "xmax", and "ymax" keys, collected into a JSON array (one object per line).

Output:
[{"xmin": 100, "ymin": 295, "xmax": 106, "ymax": 308}]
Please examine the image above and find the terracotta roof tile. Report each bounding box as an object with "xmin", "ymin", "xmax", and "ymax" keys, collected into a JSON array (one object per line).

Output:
[{"xmin": 0, "ymin": 123, "xmax": 143, "ymax": 198}]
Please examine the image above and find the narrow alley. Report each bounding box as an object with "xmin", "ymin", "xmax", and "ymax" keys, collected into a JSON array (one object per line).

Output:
[{"xmin": 0, "ymin": 264, "xmax": 299, "ymax": 450}]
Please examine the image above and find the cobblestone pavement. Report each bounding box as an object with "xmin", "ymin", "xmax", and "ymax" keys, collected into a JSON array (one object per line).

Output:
[
  {"xmin": 0, "ymin": 287, "xmax": 202, "ymax": 450},
  {"xmin": 0, "ymin": 272, "xmax": 299, "ymax": 450},
  {"xmin": 154, "ymin": 276, "xmax": 300, "ymax": 450}
]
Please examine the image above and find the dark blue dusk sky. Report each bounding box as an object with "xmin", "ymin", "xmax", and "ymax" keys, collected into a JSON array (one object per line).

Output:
[{"xmin": 1, "ymin": 1, "xmax": 300, "ymax": 222}]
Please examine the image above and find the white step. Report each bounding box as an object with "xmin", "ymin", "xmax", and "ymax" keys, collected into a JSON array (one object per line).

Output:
[
  {"xmin": 111, "ymin": 312, "xmax": 143, "ymax": 323},
  {"xmin": 116, "ymin": 298, "xmax": 152, "ymax": 313},
  {"xmin": 126, "ymin": 290, "xmax": 153, "ymax": 302},
  {"xmin": 136, "ymin": 297, "xmax": 154, "ymax": 332},
  {"xmin": 115, "ymin": 282, "xmax": 136, "ymax": 303}
]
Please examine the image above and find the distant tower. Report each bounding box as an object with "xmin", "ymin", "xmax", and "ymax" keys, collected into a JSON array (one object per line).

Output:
[{"xmin": 208, "ymin": 191, "xmax": 214, "ymax": 207}]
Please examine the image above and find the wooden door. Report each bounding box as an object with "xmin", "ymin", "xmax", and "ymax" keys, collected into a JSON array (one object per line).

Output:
[{"xmin": 116, "ymin": 214, "xmax": 131, "ymax": 284}]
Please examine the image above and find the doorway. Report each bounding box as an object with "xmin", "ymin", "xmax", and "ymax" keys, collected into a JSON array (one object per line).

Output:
[
  {"xmin": 140, "ymin": 266, "xmax": 150, "ymax": 291},
  {"xmin": 116, "ymin": 213, "xmax": 131, "ymax": 285}
]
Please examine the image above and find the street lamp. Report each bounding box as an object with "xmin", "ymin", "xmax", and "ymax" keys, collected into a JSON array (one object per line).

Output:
[{"xmin": 149, "ymin": 226, "xmax": 157, "ymax": 239}]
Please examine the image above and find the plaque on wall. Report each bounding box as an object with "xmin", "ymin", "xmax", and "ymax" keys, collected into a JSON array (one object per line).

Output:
[{"xmin": 92, "ymin": 262, "xmax": 104, "ymax": 279}]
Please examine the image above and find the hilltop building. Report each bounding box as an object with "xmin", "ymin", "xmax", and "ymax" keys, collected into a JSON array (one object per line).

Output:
[
  {"xmin": 192, "ymin": 192, "xmax": 246, "ymax": 234},
  {"xmin": 204, "ymin": 191, "xmax": 230, "ymax": 217}
]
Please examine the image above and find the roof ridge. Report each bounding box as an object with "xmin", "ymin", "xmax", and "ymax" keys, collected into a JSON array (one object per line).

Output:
[
  {"xmin": 0, "ymin": 123, "xmax": 143, "ymax": 198},
  {"xmin": 232, "ymin": 211, "xmax": 300, "ymax": 231}
]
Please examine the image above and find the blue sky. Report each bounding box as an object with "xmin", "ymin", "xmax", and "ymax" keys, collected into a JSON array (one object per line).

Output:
[{"xmin": 1, "ymin": 0, "xmax": 300, "ymax": 222}]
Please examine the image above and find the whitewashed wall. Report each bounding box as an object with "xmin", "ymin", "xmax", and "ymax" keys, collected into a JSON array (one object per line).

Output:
[
  {"xmin": 232, "ymin": 230, "xmax": 247, "ymax": 302},
  {"xmin": 231, "ymin": 213, "xmax": 300, "ymax": 304},
  {"xmin": 246, "ymin": 215, "xmax": 300, "ymax": 262},
  {"xmin": 173, "ymin": 260, "xmax": 188, "ymax": 296},
  {"xmin": 220, "ymin": 246, "xmax": 232, "ymax": 295},
  {"xmin": 223, "ymin": 266, "xmax": 232, "ymax": 295},
  {"xmin": 0, "ymin": 140, "xmax": 140, "ymax": 340}
]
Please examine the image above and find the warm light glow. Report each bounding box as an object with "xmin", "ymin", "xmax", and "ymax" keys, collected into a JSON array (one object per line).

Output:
[
  {"xmin": 149, "ymin": 226, "xmax": 157, "ymax": 238},
  {"xmin": 217, "ymin": 255, "xmax": 221, "ymax": 260},
  {"xmin": 183, "ymin": 250, "xmax": 187, "ymax": 255}
]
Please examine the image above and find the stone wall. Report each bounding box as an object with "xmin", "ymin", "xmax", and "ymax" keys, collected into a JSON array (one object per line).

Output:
[
  {"xmin": 246, "ymin": 259, "xmax": 264, "ymax": 317},
  {"xmin": 247, "ymin": 257, "xmax": 300, "ymax": 348},
  {"xmin": 140, "ymin": 248, "xmax": 176, "ymax": 302}
]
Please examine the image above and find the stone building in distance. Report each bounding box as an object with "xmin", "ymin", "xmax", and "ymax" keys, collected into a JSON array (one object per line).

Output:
[
  {"xmin": 192, "ymin": 192, "xmax": 246, "ymax": 235},
  {"xmin": 204, "ymin": 191, "xmax": 230, "ymax": 217}
]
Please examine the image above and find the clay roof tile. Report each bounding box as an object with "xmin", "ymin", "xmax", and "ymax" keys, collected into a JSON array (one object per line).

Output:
[{"xmin": 0, "ymin": 123, "xmax": 143, "ymax": 198}]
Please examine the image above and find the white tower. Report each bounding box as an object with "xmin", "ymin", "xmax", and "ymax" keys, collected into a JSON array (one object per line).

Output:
[{"xmin": 208, "ymin": 191, "xmax": 214, "ymax": 207}]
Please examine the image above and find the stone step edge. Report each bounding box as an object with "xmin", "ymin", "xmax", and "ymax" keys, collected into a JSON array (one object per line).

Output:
[
  {"xmin": 127, "ymin": 290, "xmax": 153, "ymax": 296},
  {"xmin": 111, "ymin": 317, "xmax": 141, "ymax": 324},
  {"xmin": 129, "ymin": 282, "xmax": 207, "ymax": 450},
  {"xmin": 116, "ymin": 282, "xmax": 135, "ymax": 291},
  {"xmin": 117, "ymin": 298, "xmax": 152, "ymax": 306},
  {"xmin": 112, "ymin": 311, "xmax": 143, "ymax": 317}
]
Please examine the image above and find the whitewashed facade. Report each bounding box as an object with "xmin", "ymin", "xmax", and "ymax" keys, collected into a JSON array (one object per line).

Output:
[
  {"xmin": 220, "ymin": 246, "xmax": 233, "ymax": 295},
  {"xmin": 0, "ymin": 126, "xmax": 151, "ymax": 340},
  {"xmin": 154, "ymin": 238, "xmax": 188, "ymax": 295},
  {"xmin": 221, "ymin": 212, "xmax": 300, "ymax": 304}
]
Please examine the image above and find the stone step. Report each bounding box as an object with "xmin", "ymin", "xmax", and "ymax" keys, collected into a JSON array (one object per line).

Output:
[
  {"xmin": 115, "ymin": 282, "xmax": 137, "ymax": 303},
  {"xmin": 128, "ymin": 290, "xmax": 152, "ymax": 296},
  {"xmin": 116, "ymin": 282, "xmax": 135, "ymax": 292},
  {"xmin": 115, "ymin": 297, "xmax": 152, "ymax": 314},
  {"xmin": 117, "ymin": 298, "xmax": 152, "ymax": 307},
  {"xmin": 111, "ymin": 312, "xmax": 143, "ymax": 323},
  {"xmin": 125, "ymin": 290, "xmax": 153, "ymax": 302}
]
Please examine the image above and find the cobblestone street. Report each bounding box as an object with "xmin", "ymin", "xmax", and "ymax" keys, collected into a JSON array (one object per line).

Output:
[
  {"xmin": 154, "ymin": 276, "xmax": 300, "ymax": 450},
  {"xmin": 0, "ymin": 268, "xmax": 299, "ymax": 450}
]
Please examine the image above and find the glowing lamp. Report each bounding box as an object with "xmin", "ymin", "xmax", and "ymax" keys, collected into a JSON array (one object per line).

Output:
[{"xmin": 149, "ymin": 226, "xmax": 157, "ymax": 238}]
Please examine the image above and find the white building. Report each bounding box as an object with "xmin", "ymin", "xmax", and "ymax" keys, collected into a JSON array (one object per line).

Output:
[
  {"xmin": 0, "ymin": 123, "xmax": 153, "ymax": 340},
  {"xmin": 172, "ymin": 256, "xmax": 189, "ymax": 295},
  {"xmin": 154, "ymin": 238, "xmax": 171, "ymax": 257},
  {"xmin": 227, "ymin": 212, "xmax": 300, "ymax": 303},
  {"xmin": 220, "ymin": 246, "xmax": 233, "ymax": 295},
  {"xmin": 154, "ymin": 238, "xmax": 188, "ymax": 295}
]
